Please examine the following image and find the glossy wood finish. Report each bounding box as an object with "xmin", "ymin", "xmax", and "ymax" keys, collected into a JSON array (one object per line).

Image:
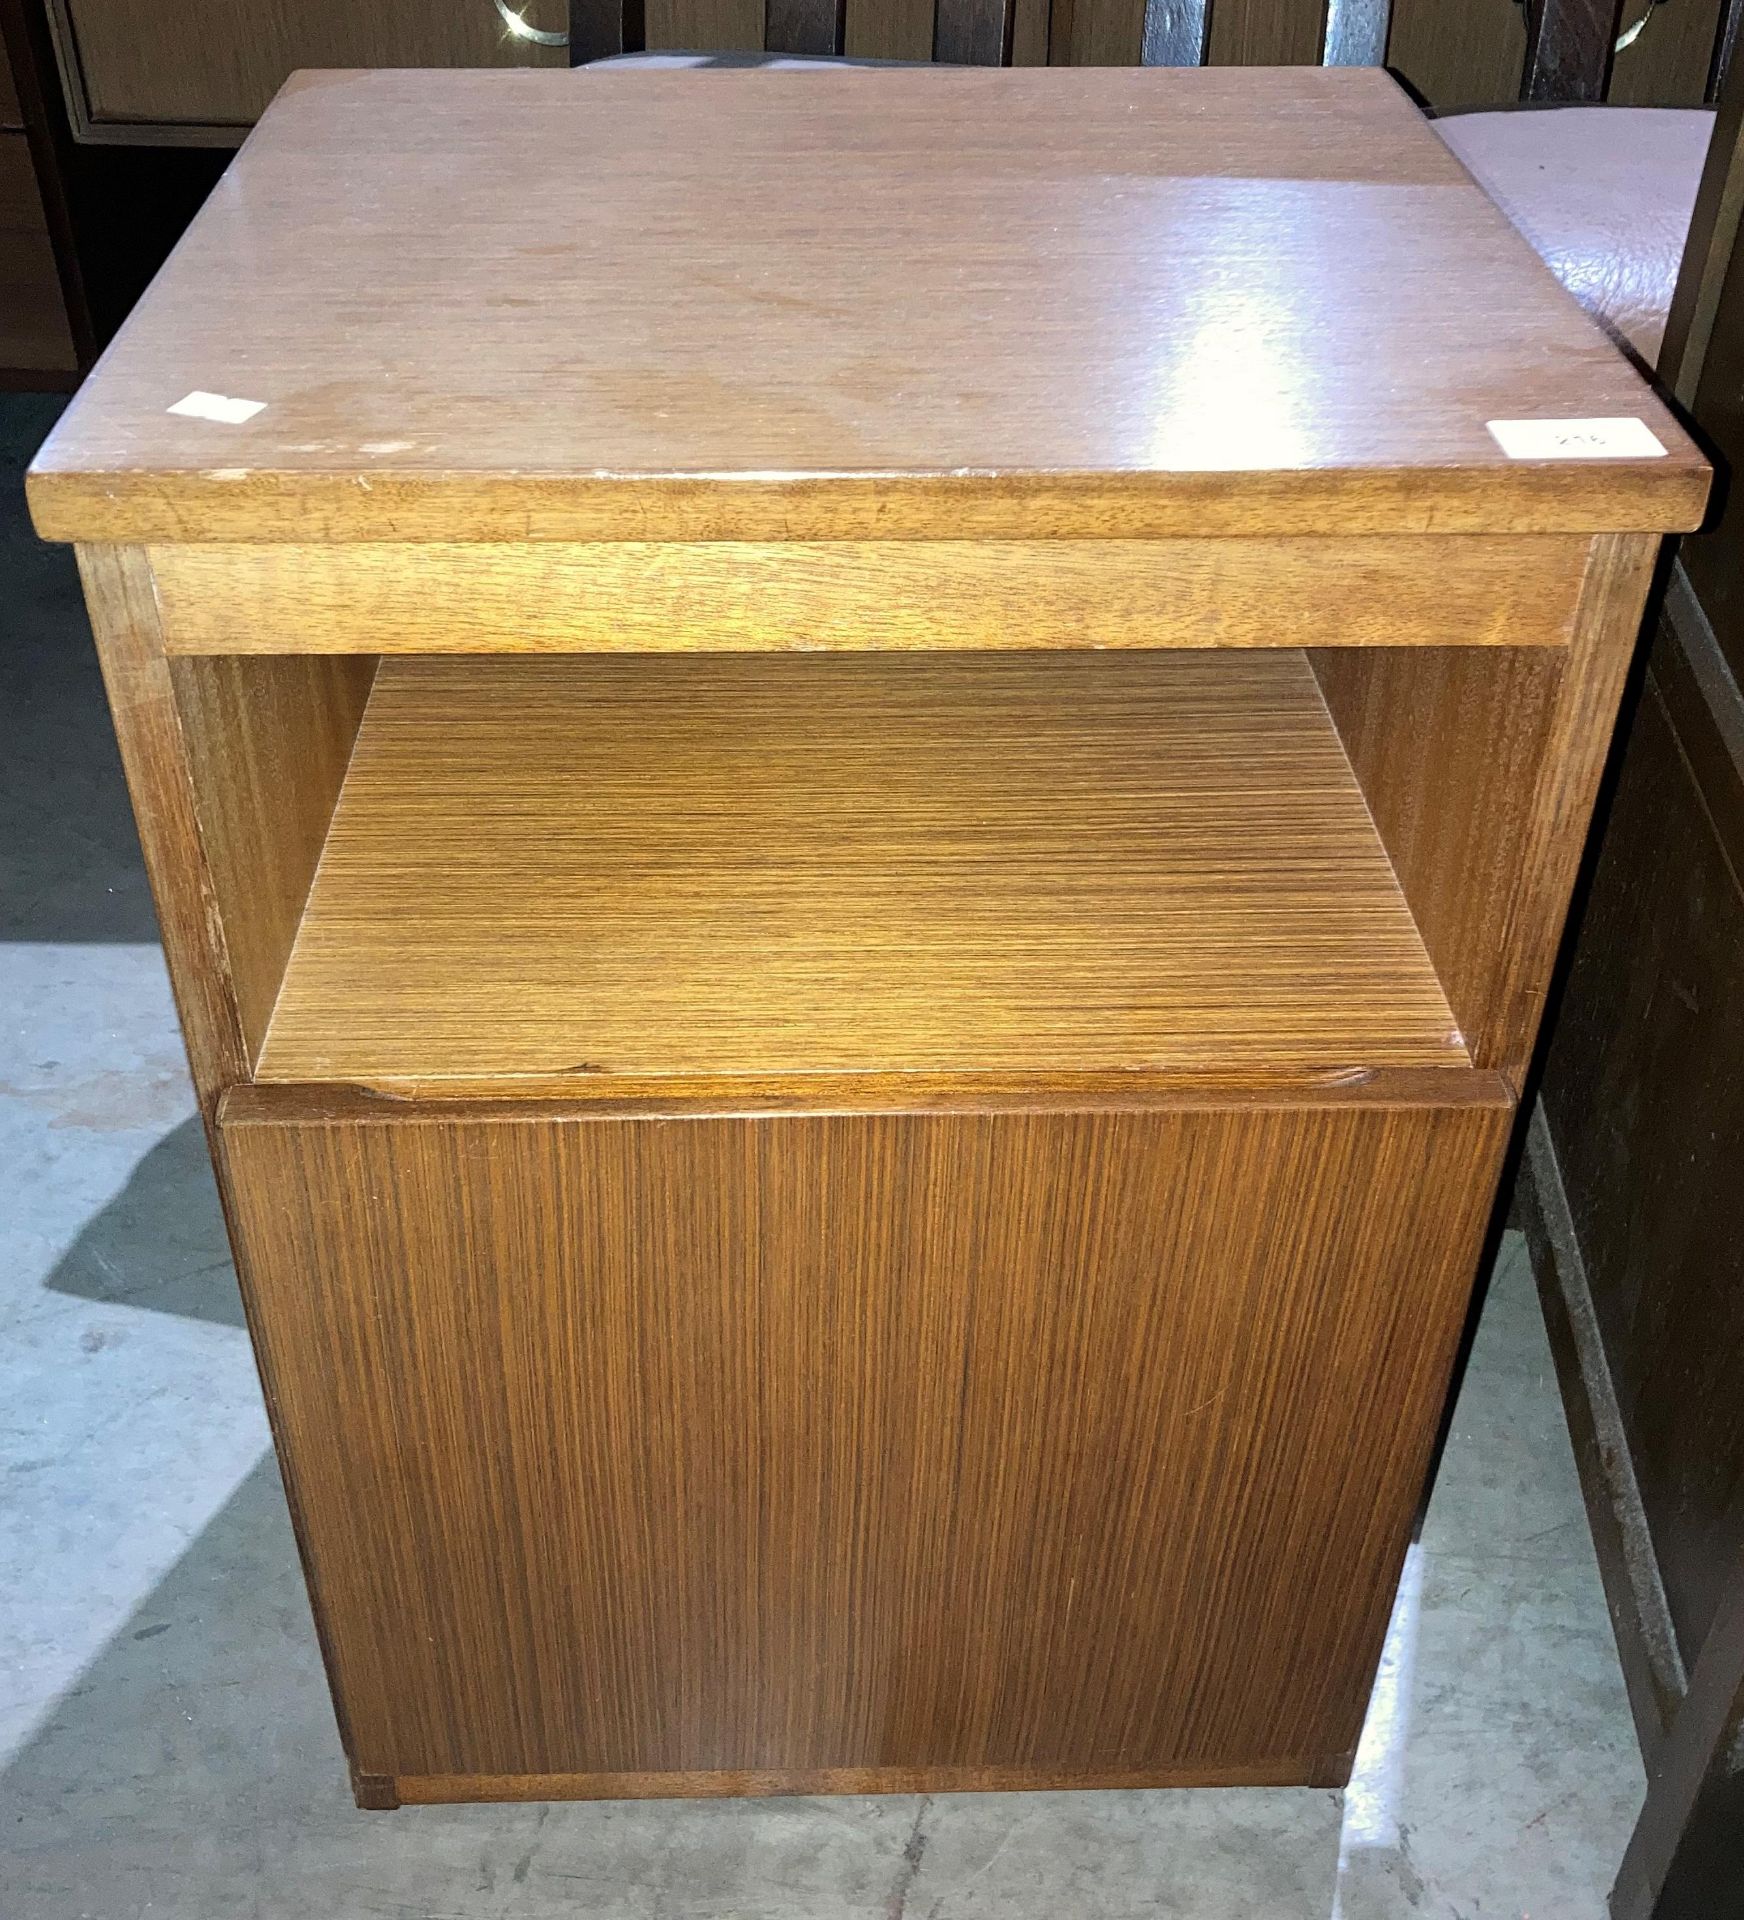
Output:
[
  {"xmin": 216, "ymin": 1080, "xmax": 1511, "ymax": 1794},
  {"xmin": 25, "ymin": 69, "xmax": 1706, "ymax": 548},
  {"xmin": 257, "ymin": 652, "xmax": 1464, "ymax": 1087},
  {"xmin": 46, "ymin": 70, "xmax": 1693, "ymax": 1809},
  {"xmin": 1312, "ymin": 533, "xmax": 1659, "ymax": 1078},
  {"xmin": 146, "ymin": 535, "xmax": 1589, "ymax": 657}
]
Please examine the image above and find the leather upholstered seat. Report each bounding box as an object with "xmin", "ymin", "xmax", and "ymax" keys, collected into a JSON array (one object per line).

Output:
[{"xmin": 1435, "ymin": 106, "xmax": 1713, "ymax": 365}]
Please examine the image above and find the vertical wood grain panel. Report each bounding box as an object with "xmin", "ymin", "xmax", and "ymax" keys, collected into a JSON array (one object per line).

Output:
[
  {"xmin": 648, "ymin": 0, "xmax": 764, "ymax": 48},
  {"xmin": 1012, "ymin": 0, "xmax": 1051, "ymax": 62},
  {"xmin": 74, "ymin": 546, "xmax": 374, "ymax": 1102},
  {"xmin": 766, "ymin": 0, "xmax": 844, "ymax": 53},
  {"xmin": 1608, "ymin": 0, "xmax": 1725, "ymax": 105},
  {"xmin": 74, "ymin": 545, "xmax": 248, "ymax": 1117},
  {"xmin": 1540, "ymin": 641, "xmax": 1744, "ymax": 1672},
  {"xmin": 1313, "ymin": 533, "xmax": 1661, "ymax": 1078},
  {"xmin": 168, "ymin": 653, "xmax": 376, "ymax": 1059},
  {"xmin": 218, "ymin": 1085, "xmax": 1510, "ymax": 1789},
  {"xmin": 1208, "ymin": 0, "xmax": 1325, "ymax": 65},
  {"xmin": 845, "ymin": 0, "xmax": 933, "ymax": 56},
  {"xmin": 1386, "ymin": 0, "xmax": 1525, "ymax": 109},
  {"xmin": 934, "ymin": 0, "xmax": 1014, "ymax": 61},
  {"xmin": 1059, "ymin": 0, "xmax": 1143, "ymax": 63}
]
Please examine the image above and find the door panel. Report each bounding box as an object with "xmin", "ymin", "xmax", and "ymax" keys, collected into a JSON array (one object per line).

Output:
[{"xmin": 218, "ymin": 1086, "xmax": 1508, "ymax": 1791}]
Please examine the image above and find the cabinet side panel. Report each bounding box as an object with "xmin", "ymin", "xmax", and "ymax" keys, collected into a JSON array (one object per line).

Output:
[
  {"xmin": 74, "ymin": 544, "xmax": 248, "ymax": 1113},
  {"xmin": 218, "ymin": 1093, "xmax": 1509, "ymax": 1787},
  {"xmin": 1313, "ymin": 533, "xmax": 1660, "ymax": 1077},
  {"xmin": 75, "ymin": 547, "xmax": 376, "ymax": 1095},
  {"xmin": 168, "ymin": 651, "xmax": 376, "ymax": 1057}
]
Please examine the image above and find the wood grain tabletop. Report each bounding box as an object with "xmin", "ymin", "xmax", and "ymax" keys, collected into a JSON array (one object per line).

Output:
[{"xmin": 27, "ymin": 65, "xmax": 1708, "ymax": 543}]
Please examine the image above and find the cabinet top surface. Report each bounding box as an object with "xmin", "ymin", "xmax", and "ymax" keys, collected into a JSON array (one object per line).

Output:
[{"xmin": 29, "ymin": 66, "xmax": 1706, "ymax": 543}]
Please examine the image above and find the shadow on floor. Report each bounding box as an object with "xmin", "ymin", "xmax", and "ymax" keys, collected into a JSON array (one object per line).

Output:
[
  {"xmin": 0, "ymin": 1449, "xmax": 1347, "ymax": 1920},
  {"xmin": 1, "ymin": 392, "xmax": 159, "ymax": 946},
  {"xmin": 0, "ymin": 1456, "xmax": 355, "ymax": 1918},
  {"xmin": 43, "ymin": 1114, "xmax": 245, "ymax": 1328}
]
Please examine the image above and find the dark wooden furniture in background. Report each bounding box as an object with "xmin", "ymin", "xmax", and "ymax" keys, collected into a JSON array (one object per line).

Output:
[
  {"xmin": 19, "ymin": 0, "xmax": 1742, "ymax": 145},
  {"xmin": 26, "ymin": 66, "xmax": 1704, "ymax": 1806},
  {"xmin": 1511, "ymin": 71, "xmax": 1744, "ymax": 1920},
  {"xmin": 5, "ymin": 0, "xmax": 1739, "ymax": 382},
  {"xmin": 0, "ymin": 0, "xmax": 221, "ymax": 384},
  {"xmin": 0, "ymin": 0, "xmax": 75, "ymax": 380}
]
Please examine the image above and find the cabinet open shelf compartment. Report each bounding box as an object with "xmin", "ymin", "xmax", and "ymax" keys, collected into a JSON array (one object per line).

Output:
[{"xmin": 253, "ymin": 647, "xmax": 1467, "ymax": 1089}]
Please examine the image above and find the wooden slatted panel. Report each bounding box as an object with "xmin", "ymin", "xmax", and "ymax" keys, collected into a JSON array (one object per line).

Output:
[
  {"xmin": 1386, "ymin": 0, "xmax": 1524, "ymax": 109},
  {"xmin": 934, "ymin": 0, "xmax": 1013, "ymax": 61},
  {"xmin": 845, "ymin": 0, "xmax": 934, "ymax": 55},
  {"xmin": 1609, "ymin": 0, "xmax": 1726, "ymax": 106},
  {"xmin": 765, "ymin": 0, "xmax": 845, "ymax": 53},
  {"xmin": 570, "ymin": 0, "xmax": 644, "ymax": 57},
  {"xmin": 1012, "ymin": 0, "xmax": 1051, "ymax": 61},
  {"xmin": 1209, "ymin": 0, "xmax": 1326, "ymax": 64},
  {"xmin": 1524, "ymin": 0, "xmax": 1626, "ymax": 99},
  {"xmin": 646, "ymin": 0, "xmax": 764, "ymax": 47},
  {"xmin": 1055, "ymin": 0, "xmax": 1143, "ymax": 62}
]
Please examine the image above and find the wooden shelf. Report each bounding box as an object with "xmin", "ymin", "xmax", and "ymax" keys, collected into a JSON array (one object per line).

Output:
[{"xmin": 257, "ymin": 651, "xmax": 1466, "ymax": 1088}]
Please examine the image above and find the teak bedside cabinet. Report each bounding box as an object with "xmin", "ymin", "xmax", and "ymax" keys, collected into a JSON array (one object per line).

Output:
[{"xmin": 29, "ymin": 65, "xmax": 1708, "ymax": 1807}]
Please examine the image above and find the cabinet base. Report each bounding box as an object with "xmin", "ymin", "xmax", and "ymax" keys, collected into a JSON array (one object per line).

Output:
[{"xmin": 371, "ymin": 1757, "xmax": 1355, "ymax": 1808}]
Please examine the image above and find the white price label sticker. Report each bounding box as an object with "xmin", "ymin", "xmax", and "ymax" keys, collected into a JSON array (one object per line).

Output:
[
  {"xmin": 167, "ymin": 390, "xmax": 268, "ymax": 425},
  {"xmin": 1487, "ymin": 417, "xmax": 1667, "ymax": 461}
]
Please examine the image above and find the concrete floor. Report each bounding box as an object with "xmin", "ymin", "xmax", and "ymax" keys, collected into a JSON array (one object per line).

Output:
[{"xmin": 0, "ymin": 390, "xmax": 1643, "ymax": 1918}]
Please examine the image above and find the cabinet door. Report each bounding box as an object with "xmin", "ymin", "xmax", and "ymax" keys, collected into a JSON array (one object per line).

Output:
[
  {"xmin": 51, "ymin": 0, "xmax": 569, "ymax": 135},
  {"xmin": 217, "ymin": 1085, "xmax": 1508, "ymax": 1799}
]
